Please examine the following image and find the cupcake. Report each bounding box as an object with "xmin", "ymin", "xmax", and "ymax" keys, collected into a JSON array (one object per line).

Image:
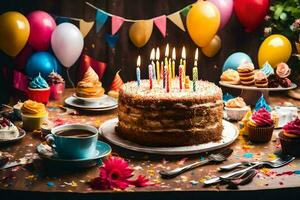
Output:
[
  {"xmin": 224, "ymin": 97, "xmax": 250, "ymax": 121},
  {"xmin": 27, "ymin": 74, "xmax": 50, "ymax": 104},
  {"xmin": 239, "ymin": 110, "xmax": 252, "ymax": 136},
  {"xmin": 260, "ymin": 61, "xmax": 274, "ymax": 77},
  {"xmin": 268, "ymin": 74, "xmax": 280, "ymax": 88},
  {"xmin": 108, "ymin": 71, "xmax": 124, "ymax": 99},
  {"xmin": 76, "ymin": 67, "xmax": 105, "ymax": 98},
  {"xmin": 247, "ymin": 108, "xmax": 274, "ymax": 143},
  {"xmin": 220, "ymin": 69, "xmax": 240, "ymax": 85},
  {"xmin": 21, "ymin": 100, "xmax": 48, "ymax": 131},
  {"xmin": 279, "ymin": 118, "xmax": 300, "ymax": 156},
  {"xmin": 48, "ymin": 71, "xmax": 65, "ymax": 100},
  {"xmin": 0, "ymin": 118, "xmax": 19, "ymax": 140},
  {"xmin": 254, "ymin": 71, "xmax": 268, "ymax": 88},
  {"xmin": 237, "ymin": 62, "xmax": 255, "ymax": 86}
]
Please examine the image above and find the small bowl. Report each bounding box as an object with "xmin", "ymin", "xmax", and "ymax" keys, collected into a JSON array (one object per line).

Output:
[
  {"xmin": 22, "ymin": 113, "xmax": 48, "ymax": 131},
  {"xmin": 224, "ymin": 106, "xmax": 250, "ymax": 121}
]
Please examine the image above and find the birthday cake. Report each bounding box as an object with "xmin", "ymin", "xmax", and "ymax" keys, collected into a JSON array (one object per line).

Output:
[{"xmin": 117, "ymin": 79, "xmax": 223, "ymax": 146}]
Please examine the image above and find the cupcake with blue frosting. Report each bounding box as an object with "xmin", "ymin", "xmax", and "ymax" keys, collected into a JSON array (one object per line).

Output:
[
  {"xmin": 27, "ymin": 74, "xmax": 50, "ymax": 104},
  {"xmin": 260, "ymin": 61, "xmax": 274, "ymax": 77}
]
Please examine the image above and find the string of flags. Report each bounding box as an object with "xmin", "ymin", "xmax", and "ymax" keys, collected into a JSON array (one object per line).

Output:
[{"xmin": 54, "ymin": 1, "xmax": 194, "ymax": 48}]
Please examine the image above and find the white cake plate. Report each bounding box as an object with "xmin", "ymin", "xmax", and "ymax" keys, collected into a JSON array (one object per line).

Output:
[
  {"xmin": 219, "ymin": 81, "xmax": 297, "ymax": 105},
  {"xmin": 99, "ymin": 118, "xmax": 238, "ymax": 155}
]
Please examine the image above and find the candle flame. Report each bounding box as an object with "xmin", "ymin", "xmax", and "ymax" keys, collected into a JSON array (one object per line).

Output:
[
  {"xmin": 172, "ymin": 47, "xmax": 176, "ymax": 60},
  {"xmin": 181, "ymin": 46, "xmax": 186, "ymax": 59},
  {"xmin": 150, "ymin": 48, "xmax": 155, "ymax": 60},
  {"xmin": 137, "ymin": 55, "xmax": 141, "ymax": 67},
  {"xmin": 165, "ymin": 43, "xmax": 169, "ymax": 57},
  {"xmin": 194, "ymin": 48, "xmax": 199, "ymax": 61},
  {"xmin": 155, "ymin": 47, "xmax": 160, "ymax": 60}
]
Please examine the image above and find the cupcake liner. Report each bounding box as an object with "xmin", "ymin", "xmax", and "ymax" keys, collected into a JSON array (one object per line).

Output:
[
  {"xmin": 225, "ymin": 106, "xmax": 250, "ymax": 121},
  {"xmin": 27, "ymin": 87, "xmax": 50, "ymax": 104},
  {"xmin": 50, "ymin": 83, "xmax": 65, "ymax": 100},
  {"xmin": 22, "ymin": 113, "xmax": 48, "ymax": 131},
  {"xmin": 279, "ymin": 132, "xmax": 300, "ymax": 157},
  {"xmin": 247, "ymin": 124, "xmax": 274, "ymax": 143}
]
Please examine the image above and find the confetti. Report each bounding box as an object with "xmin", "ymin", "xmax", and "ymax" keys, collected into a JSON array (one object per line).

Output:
[
  {"xmin": 47, "ymin": 182, "xmax": 55, "ymax": 187},
  {"xmin": 243, "ymin": 153, "xmax": 253, "ymax": 158}
]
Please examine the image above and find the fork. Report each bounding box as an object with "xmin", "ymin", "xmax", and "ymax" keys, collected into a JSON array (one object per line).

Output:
[
  {"xmin": 160, "ymin": 149, "xmax": 233, "ymax": 179},
  {"xmin": 204, "ymin": 155, "xmax": 295, "ymax": 185}
]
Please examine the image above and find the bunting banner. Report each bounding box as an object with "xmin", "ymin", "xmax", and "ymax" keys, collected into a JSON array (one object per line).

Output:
[
  {"xmin": 79, "ymin": 19, "xmax": 95, "ymax": 38},
  {"xmin": 55, "ymin": 16, "xmax": 71, "ymax": 24},
  {"xmin": 96, "ymin": 10, "xmax": 108, "ymax": 32},
  {"xmin": 167, "ymin": 12, "xmax": 185, "ymax": 32},
  {"xmin": 153, "ymin": 15, "xmax": 167, "ymax": 37},
  {"xmin": 181, "ymin": 5, "xmax": 193, "ymax": 16},
  {"xmin": 111, "ymin": 16, "xmax": 125, "ymax": 35},
  {"xmin": 105, "ymin": 33, "xmax": 120, "ymax": 48}
]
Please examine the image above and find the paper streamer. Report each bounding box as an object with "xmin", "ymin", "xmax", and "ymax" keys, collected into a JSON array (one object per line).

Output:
[
  {"xmin": 154, "ymin": 15, "xmax": 167, "ymax": 37},
  {"xmin": 96, "ymin": 10, "xmax": 108, "ymax": 32},
  {"xmin": 112, "ymin": 16, "xmax": 125, "ymax": 35},
  {"xmin": 105, "ymin": 33, "xmax": 120, "ymax": 48},
  {"xmin": 79, "ymin": 19, "xmax": 94, "ymax": 38},
  {"xmin": 167, "ymin": 12, "xmax": 185, "ymax": 31}
]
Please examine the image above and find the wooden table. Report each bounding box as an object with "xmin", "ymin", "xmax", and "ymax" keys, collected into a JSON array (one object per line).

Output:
[{"xmin": 1, "ymin": 89, "xmax": 300, "ymax": 200}]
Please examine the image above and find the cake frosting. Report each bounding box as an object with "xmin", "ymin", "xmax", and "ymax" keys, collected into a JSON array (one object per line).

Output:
[
  {"xmin": 29, "ymin": 74, "xmax": 49, "ymax": 89},
  {"xmin": 260, "ymin": 62, "xmax": 274, "ymax": 77},
  {"xmin": 225, "ymin": 97, "xmax": 246, "ymax": 108},
  {"xmin": 117, "ymin": 79, "xmax": 223, "ymax": 146},
  {"xmin": 283, "ymin": 118, "xmax": 300, "ymax": 138},
  {"xmin": 0, "ymin": 118, "xmax": 19, "ymax": 140},
  {"xmin": 276, "ymin": 63, "xmax": 291, "ymax": 78},
  {"xmin": 249, "ymin": 108, "xmax": 273, "ymax": 127},
  {"xmin": 220, "ymin": 69, "xmax": 240, "ymax": 84},
  {"xmin": 76, "ymin": 67, "xmax": 105, "ymax": 98},
  {"xmin": 21, "ymin": 100, "xmax": 47, "ymax": 117},
  {"xmin": 48, "ymin": 71, "xmax": 64, "ymax": 85}
]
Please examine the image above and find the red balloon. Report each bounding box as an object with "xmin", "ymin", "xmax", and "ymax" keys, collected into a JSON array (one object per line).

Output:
[
  {"xmin": 234, "ymin": 0, "xmax": 269, "ymax": 32},
  {"xmin": 27, "ymin": 11, "xmax": 56, "ymax": 51},
  {"xmin": 13, "ymin": 43, "xmax": 34, "ymax": 71}
]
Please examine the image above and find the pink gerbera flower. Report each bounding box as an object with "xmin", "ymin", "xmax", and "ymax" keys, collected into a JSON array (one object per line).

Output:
[{"xmin": 90, "ymin": 156, "xmax": 151, "ymax": 190}]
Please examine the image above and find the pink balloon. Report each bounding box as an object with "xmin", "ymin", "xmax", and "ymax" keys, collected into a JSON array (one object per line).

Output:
[
  {"xmin": 27, "ymin": 11, "xmax": 56, "ymax": 51},
  {"xmin": 209, "ymin": 0, "xmax": 233, "ymax": 29},
  {"xmin": 14, "ymin": 43, "xmax": 34, "ymax": 71}
]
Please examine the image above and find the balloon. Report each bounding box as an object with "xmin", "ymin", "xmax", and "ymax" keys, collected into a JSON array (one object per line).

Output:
[
  {"xmin": 201, "ymin": 35, "xmax": 221, "ymax": 57},
  {"xmin": 223, "ymin": 52, "xmax": 252, "ymax": 72},
  {"xmin": 14, "ymin": 43, "xmax": 34, "ymax": 71},
  {"xmin": 0, "ymin": 11, "xmax": 30, "ymax": 57},
  {"xmin": 186, "ymin": 1, "xmax": 220, "ymax": 47},
  {"xmin": 234, "ymin": 0, "xmax": 269, "ymax": 32},
  {"xmin": 258, "ymin": 34, "xmax": 292, "ymax": 68},
  {"xmin": 208, "ymin": 0, "xmax": 233, "ymax": 29},
  {"xmin": 27, "ymin": 11, "xmax": 56, "ymax": 51},
  {"xmin": 51, "ymin": 23, "xmax": 84, "ymax": 68},
  {"xmin": 129, "ymin": 20, "xmax": 153, "ymax": 48},
  {"xmin": 25, "ymin": 51, "xmax": 61, "ymax": 79}
]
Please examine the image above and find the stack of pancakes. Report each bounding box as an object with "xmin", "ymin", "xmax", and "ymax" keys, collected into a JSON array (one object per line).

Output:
[{"xmin": 237, "ymin": 63, "xmax": 255, "ymax": 86}]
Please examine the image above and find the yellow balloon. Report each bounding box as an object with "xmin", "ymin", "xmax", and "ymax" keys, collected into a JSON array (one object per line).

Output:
[
  {"xmin": 0, "ymin": 11, "xmax": 30, "ymax": 57},
  {"xmin": 258, "ymin": 34, "xmax": 292, "ymax": 68},
  {"xmin": 129, "ymin": 20, "xmax": 153, "ymax": 48},
  {"xmin": 201, "ymin": 35, "xmax": 221, "ymax": 57},
  {"xmin": 186, "ymin": 1, "xmax": 220, "ymax": 47}
]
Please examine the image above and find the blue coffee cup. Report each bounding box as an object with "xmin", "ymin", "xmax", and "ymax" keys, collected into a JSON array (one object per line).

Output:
[{"xmin": 46, "ymin": 124, "xmax": 98, "ymax": 159}]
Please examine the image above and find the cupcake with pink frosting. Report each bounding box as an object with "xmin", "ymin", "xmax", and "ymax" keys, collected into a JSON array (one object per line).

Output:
[
  {"xmin": 279, "ymin": 118, "xmax": 300, "ymax": 156},
  {"xmin": 247, "ymin": 108, "xmax": 274, "ymax": 143}
]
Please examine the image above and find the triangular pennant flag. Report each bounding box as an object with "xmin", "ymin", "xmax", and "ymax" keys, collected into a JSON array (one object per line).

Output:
[
  {"xmin": 56, "ymin": 16, "xmax": 71, "ymax": 24},
  {"xmin": 111, "ymin": 16, "xmax": 125, "ymax": 35},
  {"xmin": 181, "ymin": 5, "xmax": 192, "ymax": 16},
  {"xmin": 96, "ymin": 10, "xmax": 108, "ymax": 32},
  {"xmin": 167, "ymin": 12, "xmax": 185, "ymax": 31},
  {"xmin": 79, "ymin": 20, "xmax": 94, "ymax": 38},
  {"xmin": 105, "ymin": 33, "xmax": 120, "ymax": 48},
  {"xmin": 153, "ymin": 15, "xmax": 166, "ymax": 37}
]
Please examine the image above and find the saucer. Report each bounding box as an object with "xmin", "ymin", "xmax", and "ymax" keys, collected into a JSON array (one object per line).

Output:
[
  {"xmin": 73, "ymin": 93, "xmax": 107, "ymax": 104},
  {"xmin": 0, "ymin": 128, "xmax": 26, "ymax": 144},
  {"xmin": 65, "ymin": 95, "xmax": 117, "ymax": 109},
  {"xmin": 36, "ymin": 141, "xmax": 111, "ymax": 168}
]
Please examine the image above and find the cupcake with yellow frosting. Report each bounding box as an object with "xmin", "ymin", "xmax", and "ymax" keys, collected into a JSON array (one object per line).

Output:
[
  {"xmin": 76, "ymin": 67, "xmax": 105, "ymax": 98},
  {"xmin": 220, "ymin": 69, "xmax": 240, "ymax": 85},
  {"xmin": 21, "ymin": 100, "xmax": 48, "ymax": 131},
  {"xmin": 279, "ymin": 118, "xmax": 300, "ymax": 156},
  {"xmin": 224, "ymin": 97, "xmax": 250, "ymax": 121}
]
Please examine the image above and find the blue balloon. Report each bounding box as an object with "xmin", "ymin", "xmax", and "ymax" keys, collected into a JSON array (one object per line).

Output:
[
  {"xmin": 222, "ymin": 52, "xmax": 253, "ymax": 72},
  {"xmin": 25, "ymin": 52, "xmax": 61, "ymax": 79}
]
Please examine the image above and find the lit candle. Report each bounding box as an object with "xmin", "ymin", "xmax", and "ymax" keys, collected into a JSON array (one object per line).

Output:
[
  {"xmin": 136, "ymin": 55, "xmax": 141, "ymax": 87},
  {"xmin": 165, "ymin": 44, "xmax": 169, "ymax": 67},
  {"xmin": 148, "ymin": 64, "xmax": 153, "ymax": 89},
  {"xmin": 172, "ymin": 47, "xmax": 176, "ymax": 79},
  {"xmin": 150, "ymin": 48, "xmax": 156, "ymax": 80},
  {"xmin": 168, "ymin": 57, "xmax": 172, "ymax": 88},
  {"xmin": 155, "ymin": 47, "xmax": 160, "ymax": 83},
  {"xmin": 164, "ymin": 65, "xmax": 169, "ymax": 92},
  {"xmin": 181, "ymin": 46, "xmax": 186, "ymax": 82},
  {"xmin": 179, "ymin": 65, "xmax": 183, "ymax": 90},
  {"xmin": 193, "ymin": 65, "xmax": 198, "ymax": 92}
]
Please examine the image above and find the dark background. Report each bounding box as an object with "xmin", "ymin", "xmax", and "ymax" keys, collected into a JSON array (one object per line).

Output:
[{"xmin": 0, "ymin": 0, "xmax": 297, "ymax": 103}]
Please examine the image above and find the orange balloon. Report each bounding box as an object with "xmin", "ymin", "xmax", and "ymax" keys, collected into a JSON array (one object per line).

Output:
[
  {"xmin": 129, "ymin": 20, "xmax": 153, "ymax": 48},
  {"xmin": 187, "ymin": 1, "xmax": 220, "ymax": 47},
  {"xmin": 201, "ymin": 35, "xmax": 221, "ymax": 57},
  {"xmin": 0, "ymin": 11, "xmax": 30, "ymax": 57}
]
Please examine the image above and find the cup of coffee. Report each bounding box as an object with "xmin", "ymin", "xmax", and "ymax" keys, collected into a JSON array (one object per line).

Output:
[{"xmin": 46, "ymin": 124, "xmax": 98, "ymax": 159}]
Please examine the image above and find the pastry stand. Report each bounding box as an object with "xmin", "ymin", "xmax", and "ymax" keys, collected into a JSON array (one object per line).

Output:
[{"xmin": 219, "ymin": 81, "xmax": 297, "ymax": 106}]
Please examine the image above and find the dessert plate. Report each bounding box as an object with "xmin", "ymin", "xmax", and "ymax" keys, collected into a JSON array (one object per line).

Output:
[
  {"xmin": 0, "ymin": 128, "xmax": 26, "ymax": 144},
  {"xmin": 36, "ymin": 141, "xmax": 111, "ymax": 168},
  {"xmin": 65, "ymin": 95, "xmax": 117, "ymax": 109},
  {"xmin": 73, "ymin": 93, "xmax": 105, "ymax": 103},
  {"xmin": 219, "ymin": 81, "xmax": 297, "ymax": 91},
  {"xmin": 99, "ymin": 118, "xmax": 238, "ymax": 155}
]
